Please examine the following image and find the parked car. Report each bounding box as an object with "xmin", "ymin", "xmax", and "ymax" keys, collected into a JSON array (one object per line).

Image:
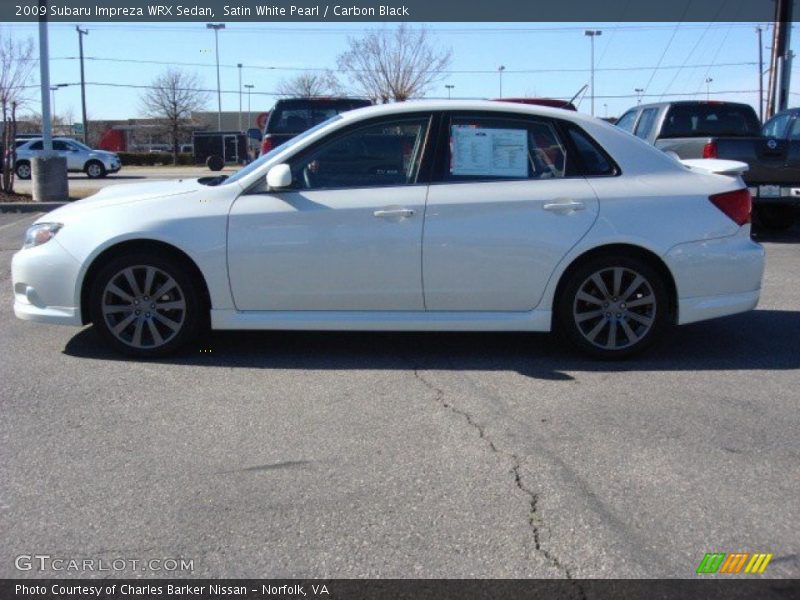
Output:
[
  {"xmin": 12, "ymin": 101, "xmax": 763, "ymax": 359},
  {"xmin": 260, "ymin": 97, "xmax": 372, "ymax": 155},
  {"xmin": 14, "ymin": 137, "xmax": 121, "ymax": 179},
  {"xmin": 615, "ymin": 101, "xmax": 800, "ymax": 230},
  {"xmin": 493, "ymin": 97, "xmax": 578, "ymax": 111},
  {"xmin": 698, "ymin": 107, "xmax": 800, "ymax": 230}
]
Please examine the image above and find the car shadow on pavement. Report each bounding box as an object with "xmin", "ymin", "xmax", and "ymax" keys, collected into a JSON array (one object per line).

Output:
[{"xmin": 63, "ymin": 309, "xmax": 800, "ymax": 380}]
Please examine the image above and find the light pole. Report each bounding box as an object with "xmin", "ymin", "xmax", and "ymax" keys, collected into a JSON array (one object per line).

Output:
[
  {"xmin": 244, "ymin": 84, "xmax": 254, "ymax": 128},
  {"xmin": 445, "ymin": 84, "xmax": 454, "ymax": 99},
  {"xmin": 49, "ymin": 83, "xmax": 67, "ymax": 133},
  {"xmin": 76, "ymin": 26, "xmax": 88, "ymax": 143},
  {"xmin": 705, "ymin": 77, "xmax": 713, "ymax": 101},
  {"xmin": 237, "ymin": 62, "xmax": 243, "ymax": 132},
  {"xmin": 635, "ymin": 87, "xmax": 644, "ymax": 104},
  {"xmin": 497, "ymin": 66, "xmax": 505, "ymax": 98},
  {"xmin": 206, "ymin": 23, "xmax": 225, "ymax": 131},
  {"xmin": 603, "ymin": 103, "xmax": 608, "ymax": 118},
  {"xmin": 584, "ymin": 29, "xmax": 602, "ymax": 116}
]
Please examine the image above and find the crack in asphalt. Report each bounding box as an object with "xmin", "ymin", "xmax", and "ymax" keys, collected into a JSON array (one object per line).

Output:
[{"xmin": 412, "ymin": 368, "xmax": 584, "ymax": 591}]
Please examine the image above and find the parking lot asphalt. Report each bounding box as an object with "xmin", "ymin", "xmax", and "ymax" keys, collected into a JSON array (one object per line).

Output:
[
  {"xmin": 13, "ymin": 165, "xmax": 238, "ymax": 198},
  {"xmin": 0, "ymin": 212, "xmax": 798, "ymax": 579}
]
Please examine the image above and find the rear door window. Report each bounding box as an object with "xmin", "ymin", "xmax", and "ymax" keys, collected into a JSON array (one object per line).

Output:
[
  {"xmin": 444, "ymin": 115, "xmax": 567, "ymax": 181},
  {"xmin": 634, "ymin": 108, "xmax": 659, "ymax": 140}
]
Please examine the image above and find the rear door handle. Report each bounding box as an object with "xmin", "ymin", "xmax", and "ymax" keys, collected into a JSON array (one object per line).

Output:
[
  {"xmin": 543, "ymin": 200, "xmax": 586, "ymax": 213},
  {"xmin": 374, "ymin": 208, "xmax": 415, "ymax": 219}
]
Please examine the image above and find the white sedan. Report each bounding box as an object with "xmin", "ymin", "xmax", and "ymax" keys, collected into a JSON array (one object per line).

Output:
[{"xmin": 11, "ymin": 101, "xmax": 764, "ymax": 359}]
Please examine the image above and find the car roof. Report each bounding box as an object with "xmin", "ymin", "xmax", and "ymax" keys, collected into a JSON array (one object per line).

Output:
[
  {"xmin": 337, "ymin": 99, "xmax": 594, "ymax": 124},
  {"xmin": 633, "ymin": 100, "xmax": 755, "ymax": 111}
]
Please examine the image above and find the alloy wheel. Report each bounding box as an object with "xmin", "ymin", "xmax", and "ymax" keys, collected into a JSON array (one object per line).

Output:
[
  {"xmin": 572, "ymin": 266, "xmax": 657, "ymax": 351},
  {"xmin": 101, "ymin": 265, "xmax": 186, "ymax": 349}
]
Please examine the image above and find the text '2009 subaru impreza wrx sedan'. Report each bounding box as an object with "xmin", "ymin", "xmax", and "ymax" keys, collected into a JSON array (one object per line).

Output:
[{"xmin": 12, "ymin": 101, "xmax": 764, "ymax": 359}]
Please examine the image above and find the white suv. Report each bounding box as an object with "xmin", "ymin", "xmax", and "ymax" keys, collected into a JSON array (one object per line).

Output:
[{"xmin": 14, "ymin": 138, "xmax": 121, "ymax": 179}]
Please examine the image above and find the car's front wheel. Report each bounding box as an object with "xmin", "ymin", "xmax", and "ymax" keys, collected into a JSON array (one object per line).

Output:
[
  {"xmin": 89, "ymin": 254, "xmax": 203, "ymax": 357},
  {"xmin": 557, "ymin": 255, "xmax": 670, "ymax": 359},
  {"xmin": 85, "ymin": 160, "xmax": 107, "ymax": 179}
]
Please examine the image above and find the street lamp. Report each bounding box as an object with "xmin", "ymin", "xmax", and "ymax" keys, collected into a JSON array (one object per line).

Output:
[
  {"xmin": 445, "ymin": 84, "xmax": 454, "ymax": 99},
  {"xmin": 206, "ymin": 23, "xmax": 225, "ymax": 131},
  {"xmin": 635, "ymin": 87, "xmax": 644, "ymax": 105},
  {"xmin": 705, "ymin": 77, "xmax": 713, "ymax": 101},
  {"xmin": 49, "ymin": 83, "xmax": 68, "ymax": 133},
  {"xmin": 584, "ymin": 29, "xmax": 602, "ymax": 116},
  {"xmin": 244, "ymin": 84, "xmax": 254, "ymax": 128},
  {"xmin": 237, "ymin": 63, "xmax": 243, "ymax": 132},
  {"xmin": 498, "ymin": 65, "xmax": 505, "ymax": 98}
]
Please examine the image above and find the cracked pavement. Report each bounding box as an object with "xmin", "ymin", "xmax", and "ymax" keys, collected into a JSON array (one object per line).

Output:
[{"xmin": 1, "ymin": 212, "xmax": 798, "ymax": 578}]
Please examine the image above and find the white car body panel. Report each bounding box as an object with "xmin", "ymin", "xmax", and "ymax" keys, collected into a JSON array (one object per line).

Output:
[{"xmin": 10, "ymin": 100, "xmax": 765, "ymax": 338}]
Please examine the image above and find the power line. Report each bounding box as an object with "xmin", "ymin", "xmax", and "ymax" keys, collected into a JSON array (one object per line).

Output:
[{"xmin": 46, "ymin": 55, "xmax": 758, "ymax": 75}]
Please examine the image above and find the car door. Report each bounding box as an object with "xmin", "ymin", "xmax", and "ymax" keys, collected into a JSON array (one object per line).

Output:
[
  {"xmin": 227, "ymin": 114, "xmax": 433, "ymax": 311},
  {"xmin": 64, "ymin": 141, "xmax": 86, "ymax": 170},
  {"xmin": 422, "ymin": 112, "xmax": 601, "ymax": 311}
]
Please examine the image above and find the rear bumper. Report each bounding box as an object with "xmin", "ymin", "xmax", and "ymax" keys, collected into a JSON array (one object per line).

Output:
[
  {"xmin": 665, "ymin": 229, "xmax": 765, "ymax": 325},
  {"xmin": 748, "ymin": 185, "xmax": 800, "ymax": 206}
]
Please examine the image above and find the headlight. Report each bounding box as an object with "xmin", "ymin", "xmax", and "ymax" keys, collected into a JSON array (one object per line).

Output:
[{"xmin": 23, "ymin": 223, "xmax": 63, "ymax": 249}]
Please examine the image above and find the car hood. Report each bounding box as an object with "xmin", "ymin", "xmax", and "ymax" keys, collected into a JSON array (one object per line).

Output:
[
  {"xmin": 89, "ymin": 150, "xmax": 118, "ymax": 159},
  {"xmin": 43, "ymin": 178, "xmax": 203, "ymax": 221}
]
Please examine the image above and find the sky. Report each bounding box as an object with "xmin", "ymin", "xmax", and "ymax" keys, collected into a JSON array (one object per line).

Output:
[{"xmin": 2, "ymin": 21, "xmax": 795, "ymax": 123}]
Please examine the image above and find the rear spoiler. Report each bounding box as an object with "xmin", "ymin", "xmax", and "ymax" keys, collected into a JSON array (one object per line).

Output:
[{"xmin": 680, "ymin": 159, "xmax": 749, "ymax": 176}]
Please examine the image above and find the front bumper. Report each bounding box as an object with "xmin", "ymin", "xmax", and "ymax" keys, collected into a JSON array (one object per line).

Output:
[
  {"xmin": 665, "ymin": 228, "xmax": 765, "ymax": 325},
  {"xmin": 11, "ymin": 240, "xmax": 83, "ymax": 327}
]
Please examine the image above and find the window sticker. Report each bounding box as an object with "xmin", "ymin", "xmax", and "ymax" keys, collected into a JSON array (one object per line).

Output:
[{"xmin": 451, "ymin": 126, "xmax": 528, "ymax": 177}]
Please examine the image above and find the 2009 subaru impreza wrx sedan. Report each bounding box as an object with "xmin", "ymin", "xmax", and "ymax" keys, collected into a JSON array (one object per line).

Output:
[{"xmin": 12, "ymin": 101, "xmax": 764, "ymax": 359}]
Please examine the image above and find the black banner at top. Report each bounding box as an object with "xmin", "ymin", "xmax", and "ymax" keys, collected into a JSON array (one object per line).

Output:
[{"xmin": 0, "ymin": 0, "xmax": 788, "ymax": 23}]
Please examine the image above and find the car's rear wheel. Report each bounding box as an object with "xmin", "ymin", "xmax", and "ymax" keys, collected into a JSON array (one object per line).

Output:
[
  {"xmin": 557, "ymin": 255, "xmax": 669, "ymax": 359},
  {"xmin": 85, "ymin": 160, "xmax": 106, "ymax": 179},
  {"xmin": 89, "ymin": 254, "xmax": 203, "ymax": 357},
  {"xmin": 15, "ymin": 161, "xmax": 31, "ymax": 180}
]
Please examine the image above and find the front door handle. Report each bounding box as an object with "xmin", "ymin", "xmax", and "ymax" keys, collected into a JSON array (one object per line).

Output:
[
  {"xmin": 543, "ymin": 200, "xmax": 586, "ymax": 213},
  {"xmin": 374, "ymin": 208, "xmax": 415, "ymax": 219}
]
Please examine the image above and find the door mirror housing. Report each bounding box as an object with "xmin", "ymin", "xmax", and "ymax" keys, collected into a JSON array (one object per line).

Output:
[{"xmin": 266, "ymin": 163, "xmax": 292, "ymax": 190}]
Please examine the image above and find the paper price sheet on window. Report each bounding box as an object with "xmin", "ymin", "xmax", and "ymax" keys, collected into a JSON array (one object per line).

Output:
[{"xmin": 451, "ymin": 126, "xmax": 528, "ymax": 177}]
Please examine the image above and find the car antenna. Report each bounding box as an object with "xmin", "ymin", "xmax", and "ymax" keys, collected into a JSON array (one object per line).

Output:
[{"xmin": 568, "ymin": 84, "xmax": 589, "ymax": 109}]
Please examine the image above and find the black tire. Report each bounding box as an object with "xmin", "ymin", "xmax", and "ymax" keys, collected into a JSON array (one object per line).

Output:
[
  {"xmin": 755, "ymin": 205, "xmax": 795, "ymax": 232},
  {"xmin": 206, "ymin": 155, "xmax": 224, "ymax": 171},
  {"xmin": 85, "ymin": 160, "xmax": 107, "ymax": 179},
  {"xmin": 15, "ymin": 161, "xmax": 31, "ymax": 180},
  {"xmin": 556, "ymin": 255, "xmax": 670, "ymax": 359},
  {"xmin": 89, "ymin": 253, "xmax": 204, "ymax": 358}
]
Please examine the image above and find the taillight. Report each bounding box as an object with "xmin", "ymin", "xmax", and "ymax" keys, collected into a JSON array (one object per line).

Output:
[
  {"xmin": 702, "ymin": 141, "xmax": 717, "ymax": 158},
  {"xmin": 261, "ymin": 135, "xmax": 273, "ymax": 155},
  {"xmin": 709, "ymin": 188, "xmax": 751, "ymax": 226}
]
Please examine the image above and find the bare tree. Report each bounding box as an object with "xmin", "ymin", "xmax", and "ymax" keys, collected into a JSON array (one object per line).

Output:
[
  {"xmin": 277, "ymin": 71, "xmax": 342, "ymax": 98},
  {"xmin": 140, "ymin": 69, "xmax": 208, "ymax": 164},
  {"xmin": 0, "ymin": 32, "xmax": 35, "ymax": 194},
  {"xmin": 337, "ymin": 25, "xmax": 452, "ymax": 103}
]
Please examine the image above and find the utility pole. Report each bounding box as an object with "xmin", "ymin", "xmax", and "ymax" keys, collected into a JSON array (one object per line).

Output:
[
  {"xmin": 206, "ymin": 23, "xmax": 225, "ymax": 131},
  {"xmin": 705, "ymin": 77, "xmax": 713, "ymax": 101},
  {"xmin": 635, "ymin": 87, "xmax": 644, "ymax": 105},
  {"xmin": 756, "ymin": 25, "xmax": 764, "ymax": 121},
  {"xmin": 76, "ymin": 26, "xmax": 88, "ymax": 144},
  {"xmin": 244, "ymin": 84, "xmax": 254, "ymax": 128},
  {"xmin": 585, "ymin": 29, "xmax": 602, "ymax": 116},
  {"xmin": 766, "ymin": 0, "xmax": 793, "ymax": 118},
  {"xmin": 237, "ymin": 63, "xmax": 242, "ymax": 132}
]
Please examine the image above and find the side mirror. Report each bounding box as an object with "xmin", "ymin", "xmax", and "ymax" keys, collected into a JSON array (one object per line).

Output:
[{"xmin": 266, "ymin": 163, "xmax": 292, "ymax": 190}]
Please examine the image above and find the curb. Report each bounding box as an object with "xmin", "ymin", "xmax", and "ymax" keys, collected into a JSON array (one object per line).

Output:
[{"xmin": 0, "ymin": 202, "xmax": 67, "ymax": 213}]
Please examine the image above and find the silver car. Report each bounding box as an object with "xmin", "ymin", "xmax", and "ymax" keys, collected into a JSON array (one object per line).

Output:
[{"xmin": 14, "ymin": 138, "xmax": 121, "ymax": 179}]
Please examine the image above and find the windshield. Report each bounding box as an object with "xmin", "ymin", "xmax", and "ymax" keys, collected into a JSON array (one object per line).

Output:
[
  {"xmin": 70, "ymin": 140, "xmax": 93, "ymax": 151},
  {"xmin": 221, "ymin": 115, "xmax": 342, "ymax": 186}
]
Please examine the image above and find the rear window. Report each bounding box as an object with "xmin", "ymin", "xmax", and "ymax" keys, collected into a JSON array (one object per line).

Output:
[
  {"xmin": 660, "ymin": 103, "xmax": 760, "ymax": 138},
  {"xmin": 267, "ymin": 100, "xmax": 371, "ymax": 134}
]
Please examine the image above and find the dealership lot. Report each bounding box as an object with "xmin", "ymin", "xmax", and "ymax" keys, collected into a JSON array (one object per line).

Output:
[{"xmin": 0, "ymin": 212, "xmax": 797, "ymax": 578}]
